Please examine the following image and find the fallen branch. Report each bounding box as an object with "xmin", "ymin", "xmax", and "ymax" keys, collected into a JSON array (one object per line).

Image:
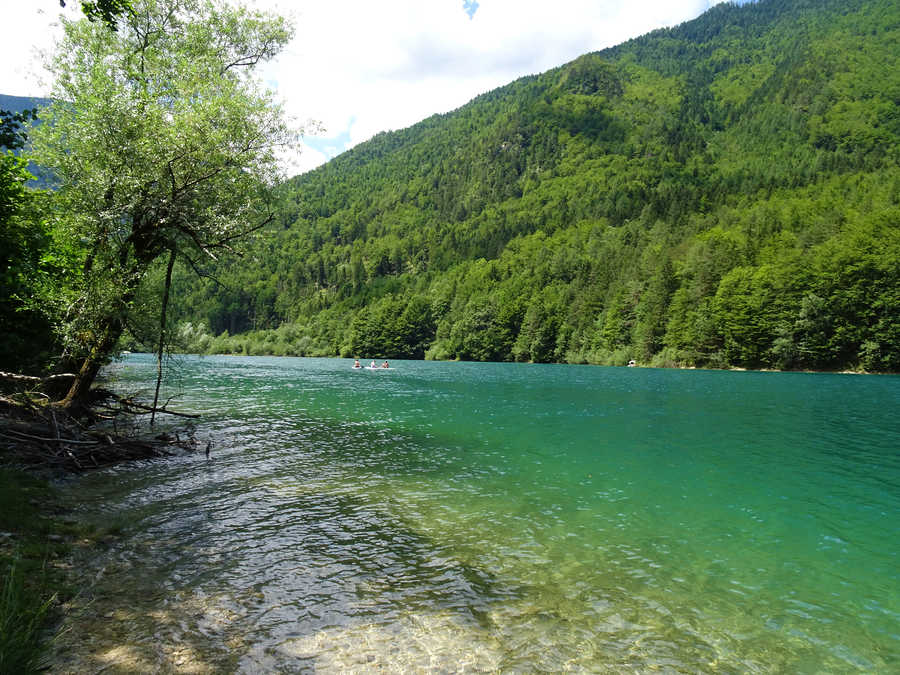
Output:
[
  {"xmin": 0, "ymin": 430, "xmax": 100, "ymax": 446},
  {"xmin": 0, "ymin": 371, "xmax": 77, "ymax": 384},
  {"xmin": 1, "ymin": 394, "xmax": 208, "ymax": 473},
  {"xmin": 119, "ymin": 398, "xmax": 201, "ymax": 419}
]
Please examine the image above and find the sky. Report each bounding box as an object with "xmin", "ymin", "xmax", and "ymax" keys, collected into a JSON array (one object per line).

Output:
[{"xmin": 3, "ymin": 0, "xmax": 727, "ymax": 175}]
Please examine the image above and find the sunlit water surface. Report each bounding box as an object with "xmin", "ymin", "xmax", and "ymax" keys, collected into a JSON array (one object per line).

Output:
[{"xmin": 52, "ymin": 355, "xmax": 899, "ymax": 672}]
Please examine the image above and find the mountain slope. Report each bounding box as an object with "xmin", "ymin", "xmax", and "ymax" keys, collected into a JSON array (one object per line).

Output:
[
  {"xmin": 0, "ymin": 95, "xmax": 49, "ymax": 115},
  {"xmin": 170, "ymin": 0, "xmax": 900, "ymax": 371}
]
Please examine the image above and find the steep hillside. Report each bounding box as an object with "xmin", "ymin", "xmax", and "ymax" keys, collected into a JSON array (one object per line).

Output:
[
  {"xmin": 168, "ymin": 0, "xmax": 900, "ymax": 371},
  {"xmin": 1, "ymin": 95, "xmax": 54, "ymax": 186},
  {"xmin": 0, "ymin": 95, "xmax": 50, "ymax": 118}
]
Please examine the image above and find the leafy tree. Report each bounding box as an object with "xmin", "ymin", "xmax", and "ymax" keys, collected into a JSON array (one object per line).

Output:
[
  {"xmin": 0, "ymin": 153, "xmax": 58, "ymax": 373},
  {"xmin": 0, "ymin": 100, "xmax": 61, "ymax": 374},
  {"xmin": 633, "ymin": 259, "xmax": 677, "ymax": 360},
  {"xmin": 29, "ymin": 0, "xmax": 296, "ymax": 407},
  {"xmin": 0, "ymin": 110, "xmax": 37, "ymax": 152},
  {"xmin": 395, "ymin": 296, "xmax": 436, "ymax": 359},
  {"xmin": 60, "ymin": 0, "xmax": 134, "ymax": 30}
]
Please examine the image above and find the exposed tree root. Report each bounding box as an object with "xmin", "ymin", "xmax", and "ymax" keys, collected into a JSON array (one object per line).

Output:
[{"xmin": 0, "ymin": 383, "xmax": 207, "ymax": 473}]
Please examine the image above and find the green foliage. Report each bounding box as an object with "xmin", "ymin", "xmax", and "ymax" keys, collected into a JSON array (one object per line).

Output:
[
  {"xmin": 0, "ymin": 470, "xmax": 64, "ymax": 674},
  {"xmin": 0, "ymin": 109, "xmax": 37, "ymax": 151},
  {"xmin": 0, "ymin": 561, "xmax": 54, "ymax": 674},
  {"xmin": 0, "ymin": 151, "xmax": 62, "ymax": 374},
  {"xmin": 77, "ymin": 0, "xmax": 134, "ymax": 29},
  {"xmin": 0, "ymin": 96, "xmax": 61, "ymax": 374},
  {"xmin": 168, "ymin": 0, "xmax": 900, "ymax": 372},
  {"xmin": 21, "ymin": 0, "xmax": 296, "ymax": 402},
  {"xmin": 58, "ymin": 0, "xmax": 134, "ymax": 30}
]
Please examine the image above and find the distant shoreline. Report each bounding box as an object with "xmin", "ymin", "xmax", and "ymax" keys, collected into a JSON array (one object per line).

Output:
[{"xmin": 115, "ymin": 352, "xmax": 888, "ymax": 375}]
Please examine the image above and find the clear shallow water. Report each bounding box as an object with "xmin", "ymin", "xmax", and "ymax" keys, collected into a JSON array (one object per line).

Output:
[{"xmin": 54, "ymin": 355, "xmax": 899, "ymax": 672}]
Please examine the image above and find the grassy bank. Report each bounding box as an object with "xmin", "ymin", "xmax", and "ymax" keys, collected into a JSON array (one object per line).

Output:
[
  {"xmin": 0, "ymin": 391, "xmax": 199, "ymax": 673},
  {"xmin": 0, "ymin": 468, "xmax": 74, "ymax": 673}
]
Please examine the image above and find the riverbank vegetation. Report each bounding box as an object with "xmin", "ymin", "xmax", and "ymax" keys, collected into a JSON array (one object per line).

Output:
[
  {"xmin": 2, "ymin": 0, "xmax": 296, "ymax": 665},
  {"xmin": 1, "ymin": 0, "xmax": 896, "ymax": 667},
  {"xmin": 1, "ymin": 0, "xmax": 297, "ymax": 409},
  {"xmin": 0, "ymin": 469, "xmax": 60, "ymax": 674},
  {"xmin": 157, "ymin": 0, "xmax": 899, "ymax": 372}
]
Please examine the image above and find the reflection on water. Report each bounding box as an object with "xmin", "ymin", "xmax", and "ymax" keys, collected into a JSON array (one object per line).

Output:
[{"xmin": 52, "ymin": 355, "xmax": 900, "ymax": 672}]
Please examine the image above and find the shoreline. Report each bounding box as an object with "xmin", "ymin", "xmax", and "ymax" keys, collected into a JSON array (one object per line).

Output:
[
  {"xmin": 122, "ymin": 350, "xmax": 888, "ymax": 376},
  {"xmin": 0, "ymin": 379, "xmax": 209, "ymax": 671}
]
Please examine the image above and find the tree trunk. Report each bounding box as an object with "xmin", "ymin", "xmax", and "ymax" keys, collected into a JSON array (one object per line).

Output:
[{"xmin": 58, "ymin": 316, "xmax": 125, "ymax": 411}]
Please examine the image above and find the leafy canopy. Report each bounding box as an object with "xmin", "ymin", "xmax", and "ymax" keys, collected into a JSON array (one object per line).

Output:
[{"xmin": 28, "ymin": 0, "xmax": 298, "ymax": 402}]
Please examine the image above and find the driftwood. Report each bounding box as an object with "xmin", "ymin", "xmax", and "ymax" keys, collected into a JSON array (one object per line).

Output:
[
  {"xmin": 0, "ymin": 386, "xmax": 208, "ymax": 472},
  {"xmin": 112, "ymin": 396, "xmax": 201, "ymax": 420},
  {"xmin": 0, "ymin": 371, "xmax": 77, "ymax": 384}
]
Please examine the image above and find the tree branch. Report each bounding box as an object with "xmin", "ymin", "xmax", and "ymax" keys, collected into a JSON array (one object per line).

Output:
[
  {"xmin": 179, "ymin": 254, "xmax": 231, "ymax": 289},
  {"xmin": 120, "ymin": 399, "xmax": 201, "ymax": 419},
  {"xmin": 0, "ymin": 372, "xmax": 77, "ymax": 384}
]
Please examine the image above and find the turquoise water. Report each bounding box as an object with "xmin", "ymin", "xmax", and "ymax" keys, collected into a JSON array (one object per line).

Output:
[{"xmin": 54, "ymin": 355, "xmax": 899, "ymax": 672}]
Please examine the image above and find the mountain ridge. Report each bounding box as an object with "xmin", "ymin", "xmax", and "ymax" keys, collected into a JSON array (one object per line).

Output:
[{"xmin": 162, "ymin": 0, "xmax": 899, "ymax": 372}]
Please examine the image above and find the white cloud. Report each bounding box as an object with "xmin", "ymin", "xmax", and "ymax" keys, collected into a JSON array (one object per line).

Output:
[
  {"xmin": 2, "ymin": 0, "xmax": 728, "ymax": 173},
  {"xmin": 257, "ymin": 0, "xmax": 728, "ymax": 172},
  {"xmin": 1, "ymin": 3, "xmax": 81, "ymax": 97}
]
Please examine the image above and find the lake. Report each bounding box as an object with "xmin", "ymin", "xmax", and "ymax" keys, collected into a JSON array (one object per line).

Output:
[{"xmin": 52, "ymin": 354, "xmax": 899, "ymax": 672}]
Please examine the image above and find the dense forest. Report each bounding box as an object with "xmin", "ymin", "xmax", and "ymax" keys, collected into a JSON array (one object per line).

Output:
[
  {"xmin": 158, "ymin": 0, "xmax": 899, "ymax": 372},
  {"xmin": 9, "ymin": 0, "xmax": 900, "ymax": 373}
]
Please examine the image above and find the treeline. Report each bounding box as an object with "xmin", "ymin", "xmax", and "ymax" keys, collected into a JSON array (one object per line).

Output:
[{"xmin": 163, "ymin": 0, "xmax": 900, "ymax": 371}]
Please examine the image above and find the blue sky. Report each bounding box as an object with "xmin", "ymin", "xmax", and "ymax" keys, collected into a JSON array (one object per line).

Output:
[{"xmin": 5, "ymin": 0, "xmax": 729, "ymax": 175}]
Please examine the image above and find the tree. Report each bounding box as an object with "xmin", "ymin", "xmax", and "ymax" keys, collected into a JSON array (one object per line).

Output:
[
  {"xmin": 60, "ymin": 0, "xmax": 134, "ymax": 30},
  {"xmin": 633, "ymin": 259, "xmax": 677, "ymax": 360},
  {"xmin": 0, "ymin": 110, "xmax": 37, "ymax": 152},
  {"xmin": 0, "ymin": 152, "xmax": 57, "ymax": 373},
  {"xmin": 0, "ymin": 102, "xmax": 60, "ymax": 374},
  {"xmin": 395, "ymin": 295, "xmax": 435, "ymax": 359},
  {"xmin": 0, "ymin": 0, "xmax": 126, "ymax": 149},
  {"xmin": 29, "ymin": 0, "xmax": 297, "ymax": 408}
]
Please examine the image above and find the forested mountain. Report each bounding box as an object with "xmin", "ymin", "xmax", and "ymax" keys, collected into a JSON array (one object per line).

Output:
[
  {"xmin": 166, "ymin": 0, "xmax": 900, "ymax": 371},
  {"xmin": 0, "ymin": 95, "xmax": 48, "ymax": 116},
  {"xmin": 1, "ymin": 95, "xmax": 53, "ymax": 186}
]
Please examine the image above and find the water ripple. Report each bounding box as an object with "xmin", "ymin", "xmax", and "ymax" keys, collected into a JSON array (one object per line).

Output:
[{"xmin": 52, "ymin": 356, "xmax": 900, "ymax": 672}]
